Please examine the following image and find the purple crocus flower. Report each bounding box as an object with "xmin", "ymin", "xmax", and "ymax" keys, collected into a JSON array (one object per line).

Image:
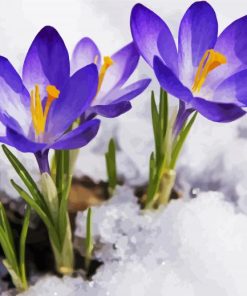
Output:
[
  {"xmin": 131, "ymin": 2, "xmax": 247, "ymax": 129},
  {"xmin": 71, "ymin": 37, "xmax": 151, "ymax": 118},
  {"xmin": 0, "ymin": 26, "xmax": 100, "ymax": 172}
]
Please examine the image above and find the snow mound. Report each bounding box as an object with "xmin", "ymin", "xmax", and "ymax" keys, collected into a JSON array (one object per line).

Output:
[
  {"xmin": 22, "ymin": 191, "xmax": 247, "ymax": 295},
  {"xmin": 19, "ymin": 276, "xmax": 86, "ymax": 296},
  {"xmin": 75, "ymin": 190, "xmax": 247, "ymax": 296}
]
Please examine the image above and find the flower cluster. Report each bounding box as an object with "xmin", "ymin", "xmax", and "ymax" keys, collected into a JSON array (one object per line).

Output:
[
  {"xmin": 0, "ymin": 26, "xmax": 150, "ymax": 172},
  {"xmin": 0, "ymin": 1, "xmax": 247, "ymax": 292}
]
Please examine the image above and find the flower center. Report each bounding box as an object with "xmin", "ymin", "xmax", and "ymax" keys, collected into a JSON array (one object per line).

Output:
[
  {"xmin": 97, "ymin": 56, "xmax": 114, "ymax": 93},
  {"xmin": 30, "ymin": 84, "xmax": 60, "ymax": 136},
  {"xmin": 192, "ymin": 49, "xmax": 227, "ymax": 93}
]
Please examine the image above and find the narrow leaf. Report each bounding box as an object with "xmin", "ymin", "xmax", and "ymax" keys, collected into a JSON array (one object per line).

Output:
[
  {"xmin": 170, "ymin": 112, "xmax": 197, "ymax": 169},
  {"xmin": 85, "ymin": 207, "xmax": 93, "ymax": 270},
  {"xmin": 3, "ymin": 259, "xmax": 23, "ymax": 291},
  {"xmin": 0, "ymin": 203, "xmax": 15, "ymax": 248},
  {"xmin": 19, "ymin": 206, "xmax": 30, "ymax": 290},
  {"xmin": 11, "ymin": 180, "xmax": 61, "ymax": 251},
  {"xmin": 2, "ymin": 145, "xmax": 47, "ymax": 211},
  {"xmin": 0, "ymin": 227, "xmax": 18, "ymax": 272},
  {"xmin": 105, "ymin": 138, "xmax": 117, "ymax": 192},
  {"xmin": 151, "ymin": 92, "xmax": 160, "ymax": 163}
]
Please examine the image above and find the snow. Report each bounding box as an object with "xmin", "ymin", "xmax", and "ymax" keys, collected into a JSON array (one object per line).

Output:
[
  {"xmin": 21, "ymin": 190, "xmax": 247, "ymax": 296},
  {"xmin": 19, "ymin": 276, "xmax": 87, "ymax": 296}
]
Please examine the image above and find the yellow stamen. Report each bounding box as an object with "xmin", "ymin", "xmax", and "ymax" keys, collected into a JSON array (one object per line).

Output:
[
  {"xmin": 30, "ymin": 84, "xmax": 60, "ymax": 136},
  {"xmin": 192, "ymin": 49, "xmax": 227, "ymax": 93},
  {"xmin": 97, "ymin": 56, "xmax": 114, "ymax": 93}
]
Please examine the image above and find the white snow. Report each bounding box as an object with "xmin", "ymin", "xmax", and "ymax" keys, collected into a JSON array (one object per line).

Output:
[
  {"xmin": 21, "ymin": 190, "xmax": 247, "ymax": 296},
  {"xmin": 19, "ymin": 275, "xmax": 87, "ymax": 296}
]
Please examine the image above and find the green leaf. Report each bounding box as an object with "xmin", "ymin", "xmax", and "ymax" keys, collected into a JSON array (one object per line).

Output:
[
  {"xmin": 86, "ymin": 208, "xmax": 93, "ymax": 255},
  {"xmin": 105, "ymin": 138, "xmax": 117, "ymax": 193},
  {"xmin": 55, "ymin": 150, "xmax": 64, "ymax": 201},
  {"xmin": 159, "ymin": 88, "xmax": 168, "ymax": 139},
  {"xmin": 50, "ymin": 151, "xmax": 57, "ymax": 182},
  {"xmin": 2, "ymin": 145, "xmax": 47, "ymax": 212},
  {"xmin": 146, "ymin": 152, "xmax": 156, "ymax": 203},
  {"xmin": 146, "ymin": 89, "xmax": 170, "ymax": 208},
  {"xmin": 151, "ymin": 91, "xmax": 160, "ymax": 163},
  {"xmin": 148, "ymin": 152, "xmax": 155, "ymax": 183},
  {"xmin": 85, "ymin": 207, "xmax": 93, "ymax": 270},
  {"xmin": 3, "ymin": 259, "xmax": 23, "ymax": 291},
  {"xmin": 55, "ymin": 150, "xmax": 70, "ymax": 203},
  {"xmin": 0, "ymin": 202, "xmax": 15, "ymax": 249},
  {"xmin": 58, "ymin": 175, "xmax": 72, "ymax": 245},
  {"xmin": 19, "ymin": 206, "xmax": 30, "ymax": 290},
  {"xmin": 170, "ymin": 112, "xmax": 197, "ymax": 169},
  {"xmin": 40, "ymin": 173, "xmax": 59, "ymax": 223},
  {"xmin": 0, "ymin": 226, "xmax": 18, "ymax": 273},
  {"xmin": 10, "ymin": 180, "xmax": 61, "ymax": 251}
]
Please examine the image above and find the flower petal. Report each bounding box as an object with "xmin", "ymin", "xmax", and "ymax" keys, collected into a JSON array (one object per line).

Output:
[
  {"xmin": 0, "ymin": 57, "xmax": 30, "ymax": 133},
  {"xmin": 216, "ymin": 16, "xmax": 247, "ymax": 72},
  {"xmin": 89, "ymin": 101, "xmax": 132, "ymax": 118},
  {"xmin": 6, "ymin": 127, "xmax": 46, "ymax": 153},
  {"xmin": 0, "ymin": 121, "xmax": 10, "ymax": 145},
  {"xmin": 153, "ymin": 56, "xmax": 192, "ymax": 103},
  {"xmin": 212, "ymin": 70, "xmax": 247, "ymax": 106},
  {"xmin": 157, "ymin": 30, "xmax": 178, "ymax": 75},
  {"xmin": 203, "ymin": 16, "xmax": 247, "ymax": 91},
  {"xmin": 71, "ymin": 37, "xmax": 101, "ymax": 74},
  {"xmin": 0, "ymin": 113, "xmax": 23, "ymax": 135},
  {"xmin": 49, "ymin": 119, "xmax": 100, "ymax": 150},
  {"xmin": 178, "ymin": 1, "xmax": 218, "ymax": 86},
  {"xmin": 130, "ymin": 3, "xmax": 177, "ymax": 71},
  {"xmin": 97, "ymin": 43, "xmax": 139, "ymax": 100},
  {"xmin": 22, "ymin": 26, "xmax": 70, "ymax": 96},
  {"xmin": 107, "ymin": 78, "xmax": 151, "ymax": 104},
  {"xmin": 46, "ymin": 64, "xmax": 98, "ymax": 137},
  {"xmin": 191, "ymin": 97, "xmax": 245, "ymax": 122}
]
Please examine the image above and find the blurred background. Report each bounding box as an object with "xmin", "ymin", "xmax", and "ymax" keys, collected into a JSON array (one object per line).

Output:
[{"xmin": 0, "ymin": 0, "xmax": 245, "ymax": 67}]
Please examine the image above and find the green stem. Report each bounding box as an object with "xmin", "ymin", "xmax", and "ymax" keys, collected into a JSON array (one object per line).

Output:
[
  {"xmin": 50, "ymin": 215, "xmax": 74, "ymax": 275},
  {"xmin": 156, "ymin": 169, "xmax": 176, "ymax": 206},
  {"xmin": 85, "ymin": 207, "xmax": 93, "ymax": 271}
]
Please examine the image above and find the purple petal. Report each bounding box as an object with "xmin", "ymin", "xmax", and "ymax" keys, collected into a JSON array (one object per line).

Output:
[
  {"xmin": 0, "ymin": 113, "xmax": 23, "ymax": 135},
  {"xmin": 106, "ymin": 78, "xmax": 151, "ymax": 104},
  {"xmin": 0, "ymin": 136, "xmax": 9, "ymax": 145},
  {"xmin": 6, "ymin": 127, "xmax": 46, "ymax": 153},
  {"xmin": 212, "ymin": 70, "xmax": 247, "ymax": 106},
  {"xmin": 0, "ymin": 57, "xmax": 30, "ymax": 133},
  {"xmin": 71, "ymin": 37, "xmax": 101, "ymax": 74},
  {"xmin": 0, "ymin": 122, "xmax": 10, "ymax": 145},
  {"xmin": 153, "ymin": 56, "xmax": 192, "ymax": 103},
  {"xmin": 178, "ymin": 2, "xmax": 218, "ymax": 86},
  {"xmin": 22, "ymin": 26, "xmax": 70, "ymax": 97},
  {"xmin": 89, "ymin": 101, "xmax": 132, "ymax": 118},
  {"xmin": 205, "ymin": 16, "xmax": 247, "ymax": 89},
  {"xmin": 97, "ymin": 43, "xmax": 139, "ymax": 100},
  {"xmin": 48, "ymin": 119, "xmax": 100, "ymax": 150},
  {"xmin": 46, "ymin": 64, "xmax": 98, "ymax": 137},
  {"xmin": 191, "ymin": 97, "xmax": 245, "ymax": 122},
  {"xmin": 130, "ymin": 4, "xmax": 177, "ymax": 72},
  {"xmin": 157, "ymin": 30, "xmax": 178, "ymax": 75}
]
